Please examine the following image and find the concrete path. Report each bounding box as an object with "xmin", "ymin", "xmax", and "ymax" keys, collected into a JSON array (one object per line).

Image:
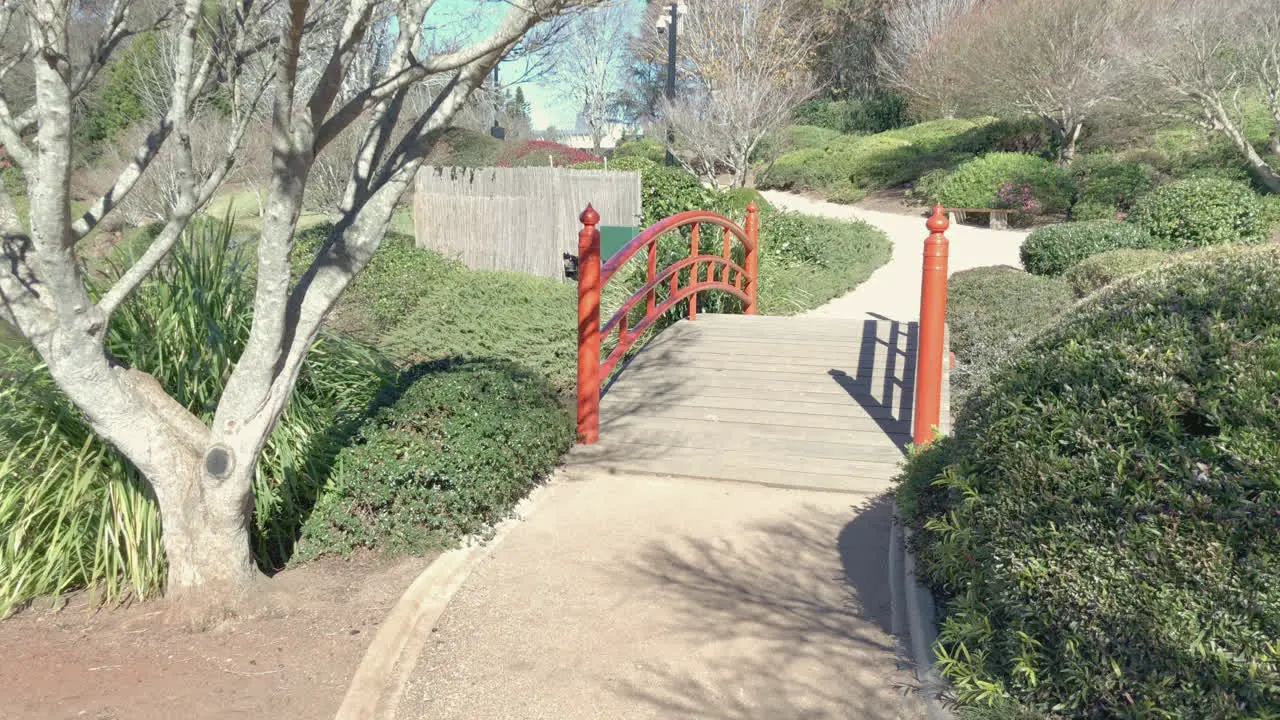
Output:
[
  {"xmin": 391, "ymin": 192, "xmax": 1028, "ymax": 719},
  {"xmin": 396, "ymin": 474, "xmax": 917, "ymax": 720},
  {"xmin": 760, "ymin": 191, "xmax": 1027, "ymax": 321}
]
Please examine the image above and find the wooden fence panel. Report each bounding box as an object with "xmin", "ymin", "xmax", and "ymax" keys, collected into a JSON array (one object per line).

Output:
[{"xmin": 413, "ymin": 166, "xmax": 642, "ymax": 279}]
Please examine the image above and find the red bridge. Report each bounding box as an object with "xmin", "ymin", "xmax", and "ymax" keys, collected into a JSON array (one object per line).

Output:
[{"xmin": 569, "ymin": 202, "xmax": 952, "ymax": 493}]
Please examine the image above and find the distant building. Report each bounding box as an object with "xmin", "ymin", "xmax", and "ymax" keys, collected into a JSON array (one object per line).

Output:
[{"xmin": 534, "ymin": 123, "xmax": 638, "ymax": 152}]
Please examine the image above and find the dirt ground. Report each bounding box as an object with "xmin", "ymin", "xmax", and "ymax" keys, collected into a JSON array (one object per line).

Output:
[{"xmin": 0, "ymin": 553, "xmax": 436, "ymax": 720}]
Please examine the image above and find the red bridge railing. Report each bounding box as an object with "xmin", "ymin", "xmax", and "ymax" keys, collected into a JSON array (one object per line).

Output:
[{"xmin": 575, "ymin": 203, "xmax": 760, "ymax": 444}]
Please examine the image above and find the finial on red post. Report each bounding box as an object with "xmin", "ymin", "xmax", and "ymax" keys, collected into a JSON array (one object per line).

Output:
[
  {"xmin": 746, "ymin": 201, "xmax": 759, "ymax": 215},
  {"xmin": 927, "ymin": 204, "xmax": 949, "ymax": 234},
  {"xmin": 580, "ymin": 204, "xmax": 600, "ymax": 226}
]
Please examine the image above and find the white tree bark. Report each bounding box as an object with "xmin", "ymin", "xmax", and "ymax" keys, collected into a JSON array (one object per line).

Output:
[
  {"xmin": 0, "ymin": 0, "xmax": 579, "ymax": 605},
  {"xmin": 1126, "ymin": 0, "xmax": 1280, "ymax": 193}
]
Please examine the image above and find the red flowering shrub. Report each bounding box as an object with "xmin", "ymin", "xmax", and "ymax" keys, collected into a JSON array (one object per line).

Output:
[{"xmin": 496, "ymin": 140, "xmax": 601, "ymax": 168}]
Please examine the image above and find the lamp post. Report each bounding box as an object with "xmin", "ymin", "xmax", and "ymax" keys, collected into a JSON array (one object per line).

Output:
[
  {"xmin": 655, "ymin": 2, "xmax": 686, "ymax": 166},
  {"xmin": 490, "ymin": 64, "xmax": 505, "ymax": 140}
]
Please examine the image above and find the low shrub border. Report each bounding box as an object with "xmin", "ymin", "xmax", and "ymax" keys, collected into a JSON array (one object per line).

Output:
[{"xmin": 900, "ymin": 246, "xmax": 1280, "ymax": 717}]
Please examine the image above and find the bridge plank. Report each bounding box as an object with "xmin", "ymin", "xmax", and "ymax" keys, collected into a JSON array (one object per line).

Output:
[{"xmin": 573, "ymin": 315, "xmax": 933, "ymax": 493}]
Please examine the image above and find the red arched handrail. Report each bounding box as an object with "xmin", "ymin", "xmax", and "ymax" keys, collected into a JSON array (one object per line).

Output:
[{"xmin": 575, "ymin": 202, "xmax": 760, "ymax": 444}]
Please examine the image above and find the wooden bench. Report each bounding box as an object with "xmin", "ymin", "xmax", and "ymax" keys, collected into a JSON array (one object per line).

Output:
[{"xmin": 946, "ymin": 207, "xmax": 1011, "ymax": 230}]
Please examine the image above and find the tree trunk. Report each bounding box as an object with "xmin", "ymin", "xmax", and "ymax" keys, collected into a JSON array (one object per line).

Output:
[
  {"xmin": 151, "ymin": 457, "xmax": 260, "ymax": 602},
  {"xmin": 1206, "ymin": 99, "xmax": 1280, "ymax": 194}
]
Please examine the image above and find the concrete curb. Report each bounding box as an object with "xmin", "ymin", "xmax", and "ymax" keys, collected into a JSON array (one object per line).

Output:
[
  {"xmin": 333, "ymin": 474, "xmax": 563, "ymax": 720},
  {"xmin": 890, "ymin": 502, "xmax": 954, "ymax": 720}
]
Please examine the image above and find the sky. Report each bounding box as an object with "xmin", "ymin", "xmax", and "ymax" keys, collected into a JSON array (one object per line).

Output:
[{"xmin": 427, "ymin": 0, "xmax": 643, "ymax": 131}]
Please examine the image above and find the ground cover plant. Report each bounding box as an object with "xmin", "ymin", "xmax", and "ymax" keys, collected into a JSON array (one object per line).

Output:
[
  {"xmin": 945, "ymin": 266, "xmax": 1073, "ymax": 408},
  {"xmin": 900, "ymin": 246, "xmax": 1280, "ymax": 717}
]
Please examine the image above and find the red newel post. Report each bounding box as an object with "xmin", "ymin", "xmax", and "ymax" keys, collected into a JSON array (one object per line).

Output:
[
  {"xmin": 744, "ymin": 201, "xmax": 760, "ymax": 315},
  {"xmin": 577, "ymin": 205, "xmax": 602, "ymax": 444},
  {"xmin": 913, "ymin": 204, "xmax": 950, "ymax": 447}
]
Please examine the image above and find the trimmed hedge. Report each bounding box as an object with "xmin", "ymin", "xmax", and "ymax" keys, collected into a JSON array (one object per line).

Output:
[
  {"xmin": 929, "ymin": 152, "xmax": 1074, "ymax": 213},
  {"xmin": 1126, "ymin": 177, "xmax": 1266, "ymax": 249},
  {"xmin": 946, "ymin": 266, "xmax": 1074, "ymax": 406},
  {"xmin": 295, "ymin": 358, "xmax": 573, "ymax": 559},
  {"xmin": 1019, "ymin": 220, "xmax": 1155, "ymax": 276},
  {"xmin": 901, "ymin": 246, "xmax": 1280, "ymax": 717},
  {"xmin": 1063, "ymin": 248, "xmax": 1170, "ymax": 297},
  {"xmin": 759, "ymin": 117, "xmax": 1040, "ymax": 200}
]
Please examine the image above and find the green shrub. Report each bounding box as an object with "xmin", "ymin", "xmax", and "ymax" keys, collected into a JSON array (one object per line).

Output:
[
  {"xmin": 716, "ymin": 187, "xmax": 775, "ymax": 217},
  {"xmin": 0, "ymin": 220, "xmax": 391, "ymax": 615},
  {"xmin": 844, "ymin": 90, "xmax": 910, "ymax": 134},
  {"xmin": 904, "ymin": 245, "xmax": 1280, "ymax": 716},
  {"xmin": 792, "ymin": 99, "xmax": 850, "ymax": 131},
  {"xmin": 1068, "ymin": 200, "xmax": 1117, "ymax": 221},
  {"xmin": 295, "ymin": 358, "xmax": 572, "ymax": 559},
  {"xmin": 1255, "ymin": 192, "xmax": 1280, "ymax": 240},
  {"xmin": 1127, "ymin": 177, "xmax": 1266, "ymax": 248},
  {"xmin": 1019, "ymin": 220, "xmax": 1156, "ymax": 276},
  {"xmin": 635, "ymin": 163, "xmax": 715, "ymax": 227},
  {"xmin": 611, "ymin": 136, "xmax": 666, "ymax": 164},
  {"xmin": 1071, "ymin": 153, "xmax": 1153, "ymax": 211},
  {"xmin": 931, "ymin": 152, "xmax": 1074, "ymax": 212},
  {"xmin": 381, "ymin": 266, "xmax": 577, "ymax": 394},
  {"xmin": 77, "ymin": 32, "xmax": 158, "ymax": 145},
  {"xmin": 780, "ymin": 124, "xmax": 842, "ymax": 151},
  {"xmin": 946, "ymin": 266, "xmax": 1073, "ymax": 405},
  {"xmin": 428, "ymin": 127, "xmax": 503, "ymax": 167},
  {"xmin": 755, "ymin": 212, "xmax": 891, "ymax": 314},
  {"xmin": 296, "ymin": 224, "xmax": 459, "ymax": 343},
  {"xmin": 1063, "ymin": 247, "xmax": 1171, "ymax": 297}
]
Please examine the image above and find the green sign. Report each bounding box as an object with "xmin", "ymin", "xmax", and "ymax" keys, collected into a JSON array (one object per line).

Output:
[{"xmin": 599, "ymin": 225, "xmax": 640, "ymax": 261}]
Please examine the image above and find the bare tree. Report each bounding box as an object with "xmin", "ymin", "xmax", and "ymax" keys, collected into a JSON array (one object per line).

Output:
[
  {"xmin": 877, "ymin": 0, "xmax": 980, "ymax": 119},
  {"xmin": 662, "ymin": 0, "xmax": 820, "ymax": 188},
  {"xmin": 1126, "ymin": 0, "xmax": 1280, "ymax": 192},
  {"xmin": 0, "ymin": 0, "xmax": 578, "ymax": 607},
  {"xmin": 959, "ymin": 0, "xmax": 1141, "ymax": 162},
  {"xmin": 553, "ymin": 2, "xmax": 630, "ymax": 153}
]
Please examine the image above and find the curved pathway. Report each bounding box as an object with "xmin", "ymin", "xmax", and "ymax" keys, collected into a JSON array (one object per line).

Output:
[
  {"xmin": 760, "ymin": 191, "xmax": 1027, "ymax": 321},
  {"xmin": 373, "ymin": 192, "xmax": 1028, "ymax": 720}
]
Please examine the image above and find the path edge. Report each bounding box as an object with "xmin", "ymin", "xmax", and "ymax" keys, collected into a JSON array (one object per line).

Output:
[
  {"xmin": 333, "ymin": 472, "xmax": 564, "ymax": 720},
  {"xmin": 891, "ymin": 509, "xmax": 954, "ymax": 720}
]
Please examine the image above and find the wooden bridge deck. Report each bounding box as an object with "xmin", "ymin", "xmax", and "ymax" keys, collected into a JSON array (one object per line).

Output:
[{"xmin": 570, "ymin": 313, "xmax": 945, "ymax": 493}]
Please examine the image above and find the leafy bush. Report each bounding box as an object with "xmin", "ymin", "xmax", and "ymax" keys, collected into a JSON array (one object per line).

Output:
[
  {"xmin": 755, "ymin": 212, "xmax": 891, "ymax": 314},
  {"xmin": 295, "ymin": 358, "xmax": 572, "ymax": 559},
  {"xmin": 792, "ymin": 99, "xmax": 851, "ymax": 131},
  {"xmin": 1063, "ymin": 247, "xmax": 1171, "ymax": 296},
  {"xmin": 77, "ymin": 32, "xmax": 158, "ymax": 145},
  {"xmin": 1071, "ymin": 153, "xmax": 1153, "ymax": 211},
  {"xmin": 946, "ymin": 266, "xmax": 1073, "ymax": 405},
  {"xmin": 1127, "ymin": 177, "xmax": 1265, "ymax": 248},
  {"xmin": 930, "ymin": 153, "xmax": 1074, "ymax": 213},
  {"xmin": 296, "ymin": 224, "xmax": 459, "ymax": 343},
  {"xmin": 427, "ymin": 127, "xmax": 503, "ymax": 167},
  {"xmin": 780, "ymin": 124, "xmax": 842, "ymax": 152},
  {"xmin": 497, "ymin": 140, "xmax": 602, "ymax": 168},
  {"xmin": 381, "ymin": 266, "xmax": 577, "ymax": 394},
  {"xmin": 1068, "ymin": 200, "xmax": 1117, "ymax": 221},
  {"xmin": 902, "ymin": 245, "xmax": 1280, "ymax": 716},
  {"xmin": 0, "ymin": 220, "xmax": 391, "ymax": 615},
  {"xmin": 716, "ymin": 187, "xmax": 775, "ymax": 217},
  {"xmin": 1019, "ymin": 220, "xmax": 1156, "ymax": 276},
  {"xmin": 636, "ymin": 162, "xmax": 715, "ymax": 227},
  {"xmin": 611, "ymin": 136, "xmax": 666, "ymax": 164}
]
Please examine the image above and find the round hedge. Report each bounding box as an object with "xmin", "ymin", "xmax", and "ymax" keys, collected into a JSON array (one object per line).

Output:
[
  {"xmin": 1126, "ymin": 177, "xmax": 1265, "ymax": 248},
  {"xmin": 932, "ymin": 152, "xmax": 1075, "ymax": 213},
  {"xmin": 901, "ymin": 246, "xmax": 1280, "ymax": 716},
  {"xmin": 1063, "ymin": 247, "xmax": 1170, "ymax": 297},
  {"xmin": 1019, "ymin": 220, "xmax": 1155, "ymax": 276}
]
